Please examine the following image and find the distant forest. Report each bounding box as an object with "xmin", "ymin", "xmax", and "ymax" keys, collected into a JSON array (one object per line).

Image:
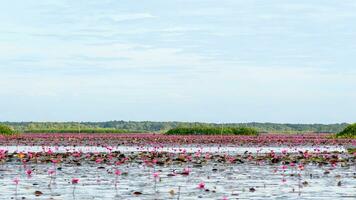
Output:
[{"xmin": 0, "ymin": 121, "xmax": 349, "ymax": 133}]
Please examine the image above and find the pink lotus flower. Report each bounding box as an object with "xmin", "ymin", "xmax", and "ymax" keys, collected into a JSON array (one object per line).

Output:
[
  {"xmin": 25, "ymin": 169, "xmax": 32, "ymax": 176},
  {"xmin": 186, "ymin": 155, "xmax": 192, "ymax": 161},
  {"xmin": 183, "ymin": 167, "xmax": 191, "ymax": 175},
  {"xmin": 46, "ymin": 149, "xmax": 53, "ymax": 155},
  {"xmin": 115, "ymin": 161, "xmax": 123, "ymax": 165},
  {"xmin": 51, "ymin": 159, "xmax": 60, "ymax": 164},
  {"xmin": 13, "ymin": 177, "xmax": 20, "ymax": 185},
  {"xmin": 106, "ymin": 146, "xmax": 113, "ymax": 151},
  {"xmin": 298, "ymin": 164, "xmax": 304, "ymax": 171},
  {"xmin": 198, "ymin": 182, "xmax": 205, "ymax": 189},
  {"xmin": 153, "ymin": 172, "xmax": 159, "ymax": 179},
  {"xmin": 71, "ymin": 178, "xmax": 79, "ymax": 184},
  {"xmin": 28, "ymin": 152, "xmax": 33, "ymax": 159},
  {"xmin": 48, "ymin": 168, "xmax": 55, "ymax": 175},
  {"xmin": 205, "ymin": 153, "xmax": 211, "ymax": 159},
  {"xmin": 281, "ymin": 165, "xmax": 287, "ymax": 170},
  {"xmin": 115, "ymin": 169, "xmax": 122, "ymax": 176},
  {"xmin": 95, "ymin": 158, "xmax": 103, "ymax": 164},
  {"xmin": 72, "ymin": 152, "xmax": 81, "ymax": 158}
]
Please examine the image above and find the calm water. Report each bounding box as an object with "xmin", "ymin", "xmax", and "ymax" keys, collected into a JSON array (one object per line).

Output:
[
  {"xmin": 0, "ymin": 161, "xmax": 355, "ymax": 200},
  {"xmin": 0, "ymin": 145, "xmax": 346, "ymax": 154},
  {"xmin": 0, "ymin": 145, "xmax": 354, "ymax": 200}
]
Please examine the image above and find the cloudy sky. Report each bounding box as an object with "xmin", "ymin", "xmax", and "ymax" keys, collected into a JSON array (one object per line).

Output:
[{"xmin": 1, "ymin": 0, "xmax": 355, "ymax": 123}]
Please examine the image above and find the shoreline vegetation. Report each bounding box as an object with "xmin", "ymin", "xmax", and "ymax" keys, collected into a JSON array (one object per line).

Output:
[
  {"xmin": 0, "ymin": 121, "xmax": 350, "ymax": 134},
  {"xmin": 0, "ymin": 122, "xmax": 355, "ymax": 138},
  {"xmin": 336, "ymin": 123, "xmax": 356, "ymax": 139},
  {"xmin": 165, "ymin": 127, "xmax": 259, "ymax": 135},
  {"xmin": 0, "ymin": 124, "xmax": 16, "ymax": 135}
]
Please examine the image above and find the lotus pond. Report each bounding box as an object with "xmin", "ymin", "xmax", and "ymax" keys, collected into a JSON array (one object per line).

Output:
[{"xmin": 0, "ymin": 133, "xmax": 355, "ymax": 200}]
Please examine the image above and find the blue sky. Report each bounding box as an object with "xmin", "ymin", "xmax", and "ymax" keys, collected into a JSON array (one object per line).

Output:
[{"xmin": 1, "ymin": 0, "xmax": 355, "ymax": 123}]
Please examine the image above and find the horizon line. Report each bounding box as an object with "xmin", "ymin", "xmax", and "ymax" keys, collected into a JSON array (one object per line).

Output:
[{"xmin": 1, "ymin": 120, "xmax": 352, "ymax": 125}]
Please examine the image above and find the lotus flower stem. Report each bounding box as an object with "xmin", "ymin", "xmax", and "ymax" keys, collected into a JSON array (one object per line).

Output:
[{"xmin": 177, "ymin": 186, "xmax": 181, "ymax": 200}]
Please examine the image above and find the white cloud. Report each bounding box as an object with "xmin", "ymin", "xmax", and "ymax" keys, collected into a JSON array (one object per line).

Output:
[
  {"xmin": 1, "ymin": 0, "xmax": 356, "ymax": 122},
  {"xmin": 107, "ymin": 13, "xmax": 156, "ymax": 22}
]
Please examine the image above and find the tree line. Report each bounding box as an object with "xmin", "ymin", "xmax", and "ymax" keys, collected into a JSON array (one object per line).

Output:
[
  {"xmin": 165, "ymin": 127, "xmax": 258, "ymax": 135},
  {"xmin": 0, "ymin": 121, "xmax": 350, "ymax": 133}
]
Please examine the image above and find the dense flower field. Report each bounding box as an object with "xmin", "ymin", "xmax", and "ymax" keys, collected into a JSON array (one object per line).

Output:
[{"xmin": 1, "ymin": 133, "xmax": 355, "ymax": 146}]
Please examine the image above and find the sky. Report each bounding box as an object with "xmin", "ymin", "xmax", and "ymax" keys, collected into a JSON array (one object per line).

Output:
[{"xmin": 0, "ymin": 0, "xmax": 356, "ymax": 123}]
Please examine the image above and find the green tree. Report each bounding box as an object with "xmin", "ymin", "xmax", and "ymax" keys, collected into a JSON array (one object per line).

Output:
[
  {"xmin": 337, "ymin": 123, "xmax": 356, "ymax": 138},
  {"xmin": 0, "ymin": 124, "xmax": 15, "ymax": 135}
]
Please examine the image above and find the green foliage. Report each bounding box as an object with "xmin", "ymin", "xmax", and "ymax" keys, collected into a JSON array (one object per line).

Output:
[
  {"xmin": 0, "ymin": 121, "xmax": 349, "ymax": 134},
  {"xmin": 230, "ymin": 127, "xmax": 259, "ymax": 135},
  {"xmin": 0, "ymin": 124, "xmax": 16, "ymax": 135},
  {"xmin": 347, "ymin": 148, "xmax": 356, "ymax": 154},
  {"xmin": 336, "ymin": 123, "xmax": 356, "ymax": 138},
  {"xmin": 165, "ymin": 127, "xmax": 259, "ymax": 135}
]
